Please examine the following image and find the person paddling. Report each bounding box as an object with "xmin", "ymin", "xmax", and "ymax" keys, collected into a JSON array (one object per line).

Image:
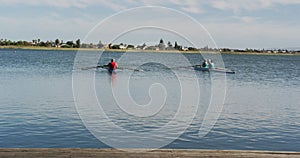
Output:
[
  {"xmin": 107, "ymin": 58, "xmax": 117, "ymax": 73},
  {"xmin": 208, "ymin": 59, "xmax": 215, "ymax": 69},
  {"xmin": 202, "ymin": 59, "xmax": 208, "ymax": 68}
]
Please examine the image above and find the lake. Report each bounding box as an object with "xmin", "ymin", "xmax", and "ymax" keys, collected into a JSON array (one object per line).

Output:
[{"xmin": 0, "ymin": 49, "xmax": 299, "ymax": 151}]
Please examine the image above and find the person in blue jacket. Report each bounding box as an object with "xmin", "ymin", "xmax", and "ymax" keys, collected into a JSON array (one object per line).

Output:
[{"xmin": 208, "ymin": 59, "xmax": 215, "ymax": 69}]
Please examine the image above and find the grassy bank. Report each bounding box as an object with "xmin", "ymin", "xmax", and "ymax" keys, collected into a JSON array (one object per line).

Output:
[{"xmin": 1, "ymin": 45, "xmax": 299, "ymax": 55}]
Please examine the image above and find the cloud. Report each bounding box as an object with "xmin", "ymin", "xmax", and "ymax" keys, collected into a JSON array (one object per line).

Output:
[
  {"xmin": 0, "ymin": 12, "xmax": 95, "ymax": 41},
  {"xmin": 232, "ymin": 16, "xmax": 261, "ymax": 23},
  {"xmin": 0, "ymin": 0, "xmax": 129, "ymax": 9},
  {"xmin": 0, "ymin": 0, "xmax": 88, "ymax": 8},
  {"xmin": 211, "ymin": 0, "xmax": 270, "ymax": 13},
  {"xmin": 95, "ymin": 0, "xmax": 127, "ymax": 11},
  {"xmin": 180, "ymin": 0, "xmax": 205, "ymax": 14},
  {"xmin": 210, "ymin": 0, "xmax": 300, "ymax": 12},
  {"xmin": 0, "ymin": 0, "xmax": 206, "ymax": 13},
  {"xmin": 1, "ymin": 0, "xmax": 300, "ymax": 49},
  {"xmin": 1, "ymin": 0, "xmax": 300, "ymax": 13},
  {"xmin": 205, "ymin": 21, "xmax": 300, "ymax": 49}
]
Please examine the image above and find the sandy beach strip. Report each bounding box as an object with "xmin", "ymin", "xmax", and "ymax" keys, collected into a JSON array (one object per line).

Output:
[{"xmin": 0, "ymin": 148, "xmax": 299, "ymax": 158}]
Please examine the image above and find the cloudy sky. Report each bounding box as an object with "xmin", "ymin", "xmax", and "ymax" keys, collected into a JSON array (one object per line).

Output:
[{"xmin": 0, "ymin": 0, "xmax": 299, "ymax": 49}]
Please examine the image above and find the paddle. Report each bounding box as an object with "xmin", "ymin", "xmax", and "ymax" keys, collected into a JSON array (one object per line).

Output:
[
  {"xmin": 117, "ymin": 66, "xmax": 143, "ymax": 72},
  {"xmin": 169, "ymin": 64, "xmax": 202, "ymax": 69},
  {"xmin": 191, "ymin": 65, "xmax": 202, "ymax": 67},
  {"xmin": 80, "ymin": 65, "xmax": 108, "ymax": 70},
  {"xmin": 97, "ymin": 65, "xmax": 109, "ymax": 69}
]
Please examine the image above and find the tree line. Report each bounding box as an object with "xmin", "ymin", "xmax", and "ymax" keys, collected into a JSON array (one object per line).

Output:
[{"xmin": 0, "ymin": 38, "xmax": 84, "ymax": 48}]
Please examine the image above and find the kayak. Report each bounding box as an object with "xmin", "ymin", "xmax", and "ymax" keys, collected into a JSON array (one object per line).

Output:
[
  {"xmin": 95, "ymin": 65, "xmax": 116, "ymax": 73},
  {"xmin": 194, "ymin": 66, "xmax": 235, "ymax": 74},
  {"xmin": 108, "ymin": 68, "xmax": 116, "ymax": 74}
]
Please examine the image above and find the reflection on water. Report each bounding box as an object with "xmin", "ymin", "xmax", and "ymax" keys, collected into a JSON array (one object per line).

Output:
[{"xmin": 0, "ymin": 49, "xmax": 299, "ymax": 150}]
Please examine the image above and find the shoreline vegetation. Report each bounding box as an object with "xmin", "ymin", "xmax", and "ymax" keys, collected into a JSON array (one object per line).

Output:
[
  {"xmin": 1, "ymin": 45, "xmax": 299, "ymax": 55},
  {"xmin": 1, "ymin": 38, "xmax": 299, "ymax": 55}
]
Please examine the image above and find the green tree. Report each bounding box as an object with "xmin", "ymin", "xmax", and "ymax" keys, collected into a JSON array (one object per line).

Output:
[
  {"xmin": 159, "ymin": 38, "xmax": 164, "ymax": 44},
  {"xmin": 174, "ymin": 41, "xmax": 181, "ymax": 50},
  {"xmin": 32, "ymin": 39, "xmax": 37, "ymax": 45},
  {"xmin": 167, "ymin": 41, "xmax": 172, "ymax": 47},
  {"xmin": 45, "ymin": 40, "xmax": 52, "ymax": 47},
  {"xmin": 76, "ymin": 39, "xmax": 81, "ymax": 48},
  {"xmin": 39, "ymin": 41, "xmax": 46, "ymax": 47},
  {"xmin": 66, "ymin": 41, "xmax": 74, "ymax": 48},
  {"xmin": 55, "ymin": 39, "xmax": 60, "ymax": 47}
]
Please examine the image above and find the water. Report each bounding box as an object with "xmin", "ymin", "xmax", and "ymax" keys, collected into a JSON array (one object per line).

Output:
[{"xmin": 0, "ymin": 49, "xmax": 299, "ymax": 150}]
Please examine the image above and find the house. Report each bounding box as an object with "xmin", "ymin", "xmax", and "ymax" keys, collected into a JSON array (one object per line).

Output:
[{"xmin": 145, "ymin": 46, "xmax": 159, "ymax": 51}]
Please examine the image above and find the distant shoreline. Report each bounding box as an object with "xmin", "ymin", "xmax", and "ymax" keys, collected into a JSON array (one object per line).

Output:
[{"xmin": 0, "ymin": 46, "xmax": 299, "ymax": 55}]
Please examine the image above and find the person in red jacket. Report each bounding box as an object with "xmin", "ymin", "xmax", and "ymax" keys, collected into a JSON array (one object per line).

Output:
[{"xmin": 107, "ymin": 58, "xmax": 117, "ymax": 73}]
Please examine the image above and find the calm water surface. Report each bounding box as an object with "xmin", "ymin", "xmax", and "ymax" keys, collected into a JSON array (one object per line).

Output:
[{"xmin": 0, "ymin": 49, "xmax": 299, "ymax": 150}]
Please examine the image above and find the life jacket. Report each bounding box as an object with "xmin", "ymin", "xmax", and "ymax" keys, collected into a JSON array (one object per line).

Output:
[{"xmin": 108, "ymin": 61, "xmax": 117, "ymax": 70}]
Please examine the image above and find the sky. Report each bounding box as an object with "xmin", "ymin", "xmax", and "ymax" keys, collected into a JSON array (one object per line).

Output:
[{"xmin": 0, "ymin": 0, "xmax": 300, "ymax": 49}]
